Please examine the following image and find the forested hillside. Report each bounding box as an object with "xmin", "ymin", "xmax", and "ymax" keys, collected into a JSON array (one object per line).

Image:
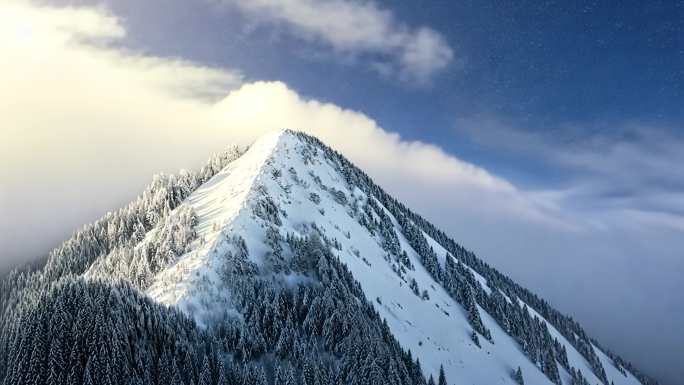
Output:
[{"xmin": 0, "ymin": 130, "xmax": 658, "ymax": 385}]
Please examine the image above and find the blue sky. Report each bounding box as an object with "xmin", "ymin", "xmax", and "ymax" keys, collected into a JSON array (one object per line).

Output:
[
  {"xmin": 2, "ymin": 1, "xmax": 682, "ymax": 384},
  {"xmin": 73, "ymin": 0, "xmax": 683, "ymax": 184}
]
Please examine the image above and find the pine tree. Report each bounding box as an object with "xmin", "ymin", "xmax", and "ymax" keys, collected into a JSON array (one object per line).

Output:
[
  {"xmin": 183, "ymin": 351, "xmax": 196, "ymax": 384},
  {"xmin": 143, "ymin": 365, "xmax": 153, "ymax": 385},
  {"xmin": 513, "ymin": 366, "xmax": 524, "ymax": 385},
  {"xmin": 275, "ymin": 319, "xmax": 294, "ymax": 358},
  {"xmin": 275, "ymin": 364, "xmax": 297, "ymax": 385},
  {"xmin": 542, "ymin": 346, "xmax": 561, "ymax": 385},
  {"xmin": 471, "ymin": 330, "xmax": 481, "ymax": 348},
  {"xmin": 67, "ymin": 357, "xmax": 82, "ymax": 385},
  {"xmin": 438, "ymin": 365, "xmax": 448, "ymax": 385},
  {"xmin": 27, "ymin": 320, "xmax": 48, "ymax": 385},
  {"xmin": 216, "ymin": 360, "xmax": 227, "ymax": 385},
  {"xmin": 198, "ymin": 356, "xmax": 212, "ymax": 385},
  {"xmin": 46, "ymin": 338, "xmax": 65, "ymax": 385},
  {"xmin": 302, "ymin": 360, "xmax": 317, "ymax": 385},
  {"xmin": 473, "ymin": 295, "xmax": 491, "ymax": 339},
  {"xmin": 83, "ymin": 356, "xmax": 96, "ymax": 385},
  {"xmin": 171, "ymin": 359, "xmax": 185, "ymax": 385},
  {"xmin": 158, "ymin": 352, "xmax": 173, "ymax": 385}
]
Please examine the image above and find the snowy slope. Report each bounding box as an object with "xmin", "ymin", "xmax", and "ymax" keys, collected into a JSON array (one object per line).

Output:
[
  {"xmin": 140, "ymin": 129, "xmax": 642, "ymax": 385},
  {"xmin": 519, "ymin": 298, "xmax": 643, "ymax": 385}
]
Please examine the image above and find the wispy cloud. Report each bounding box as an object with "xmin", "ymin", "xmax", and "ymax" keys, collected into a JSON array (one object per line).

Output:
[
  {"xmin": 455, "ymin": 115, "xmax": 684, "ymax": 232},
  {"xmin": 219, "ymin": 0, "xmax": 453, "ymax": 83}
]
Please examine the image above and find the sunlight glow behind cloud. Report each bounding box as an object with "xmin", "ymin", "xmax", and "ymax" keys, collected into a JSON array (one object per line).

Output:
[{"xmin": 0, "ymin": 0, "xmax": 558, "ymax": 269}]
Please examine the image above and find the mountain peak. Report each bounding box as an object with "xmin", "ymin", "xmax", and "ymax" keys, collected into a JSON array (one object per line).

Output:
[
  {"xmin": 117, "ymin": 130, "xmax": 642, "ymax": 385},
  {"xmin": 144, "ymin": 129, "xmax": 296, "ymax": 318},
  {"xmin": 9, "ymin": 129, "xmax": 652, "ymax": 385}
]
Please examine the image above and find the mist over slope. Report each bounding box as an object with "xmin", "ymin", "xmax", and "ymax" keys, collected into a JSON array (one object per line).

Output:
[{"xmin": 0, "ymin": 130, "xmax": 658, "ymax": 385}]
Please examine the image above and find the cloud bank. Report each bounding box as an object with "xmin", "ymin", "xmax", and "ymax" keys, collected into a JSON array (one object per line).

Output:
[
  {"xmin": 0, "ymin": 1, "xmax": 544, "ymax": 270},
  {"xmin": 220, "ymin": 0, "xmax": 454, "ymax": 83},
  {"xmin": 456, "ymin": 116, "xmax": 684, "ymax": 233}
]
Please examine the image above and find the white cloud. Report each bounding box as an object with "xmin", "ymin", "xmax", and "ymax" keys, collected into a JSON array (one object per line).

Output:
[
  {"xmin": 455, "ymin": 116, "xmax": 684, "ymax": 233},
  {"xmin": 0, "ymin": 1, "xmax": 553, "ymax": 269},
  {"xmin": 220, "ymin": 0, "xmax": 453, "ymax": 83}
]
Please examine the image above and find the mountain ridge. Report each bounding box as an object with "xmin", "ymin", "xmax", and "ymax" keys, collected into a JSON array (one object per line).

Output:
[{"xmin": 0, "ymin": 129, "xmax": 658, "ymax": 385}]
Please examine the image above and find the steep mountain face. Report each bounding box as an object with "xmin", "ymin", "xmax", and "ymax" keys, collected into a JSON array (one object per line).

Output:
[{"xmin": 0, "ymin": 130, "xmax": 656, "ymax": 385}]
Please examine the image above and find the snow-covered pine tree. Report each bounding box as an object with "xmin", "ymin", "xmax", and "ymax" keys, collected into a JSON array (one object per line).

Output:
[{"xmin": 514, "ymin": 366, "xmax": 525, "ymax": 385}]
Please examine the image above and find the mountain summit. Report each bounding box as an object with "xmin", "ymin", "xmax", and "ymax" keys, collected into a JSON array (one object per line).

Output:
[{"xmin": 1, "ymin": 130, "xmax": 655, "ymax": 385}]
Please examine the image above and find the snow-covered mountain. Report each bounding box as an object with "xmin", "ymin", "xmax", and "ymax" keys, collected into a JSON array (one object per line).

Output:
[{"xmin": 0, "ymin": 130, "xmax": 656, "ymax": 385}]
